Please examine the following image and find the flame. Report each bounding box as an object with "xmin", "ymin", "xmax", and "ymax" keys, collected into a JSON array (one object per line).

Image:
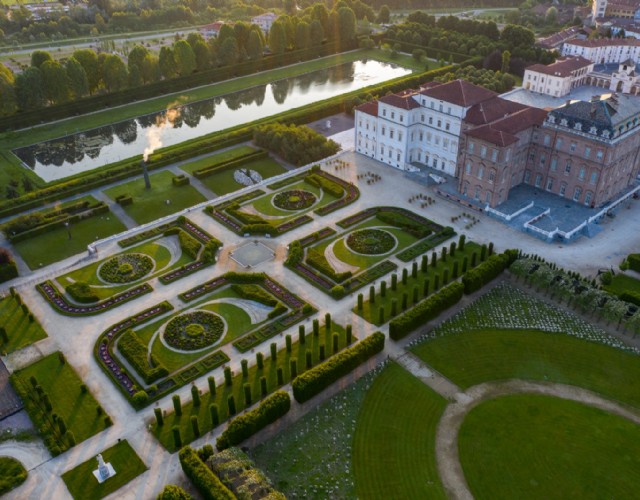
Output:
[{"xmin": 143, "ymin": 103, "xmax": 182, "ymax": 162}]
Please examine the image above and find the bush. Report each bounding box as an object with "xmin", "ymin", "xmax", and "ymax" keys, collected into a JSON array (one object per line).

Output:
[
  {"xmin": 157, "ymin": 484, "xmax": 191, "ymax": 499},
  {"xmin": 292, "ymin": 332, "xmax": 385, "ymax": 403},
  {"xmin": 65, "ymin": 282, "xmax": 99, "ymax": 304},
  {"xmin": 172, "ymin": 175, "xmax": 190, "ymax": 186},
  {"xmin": 389, "ymin": 282, "xmax": 464, "ymax": 340},
  {"xmin": 254, "ymin": 123, "xmax": 340, "ymax": 166},
  {"xmin": 115, "ymin": 194, "xmax": 133, "ymax": 206},
  {"xmin": 178, "ymin": 230, "xmax": 201, "ymax": 260},
  {"xmin": 461, "ymin": 252, "xmax": 513, "ymax": 294},
  {"xmin": 216, "ymin": 391, "xmax": 291, "ymax": 451},
  {"xmin": 179, "ymin": 446, "xmax": 235, "ymax": 500},
  {"xmin": 330, "ymin": 285, "xmax": 346, "ymax": 299},
  {"xmin": 231, "ymin": 284, "xmax": 277, "ymax": 306},
  {"xmin": 0, "ymin": 249, "xmax": 18, "ymax": 283},
  {"xmin": 627, "ymin": 254, "xmax": 640, "ymax": 272},
  {"xmin": 118, "ymin": 330, "xmax": 168, "ymax": 385},
  {"xmin": 304, "ymin": 173, "xmax": 344, "ymax": 198}
]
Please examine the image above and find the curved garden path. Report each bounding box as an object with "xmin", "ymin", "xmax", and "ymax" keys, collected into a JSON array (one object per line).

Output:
[
  {"xmin": 324, "ymin": 240, "xmax": 360, "ymax": 275},
  {"xmin": 434, "ymin": 380, "xmax": 640, "ymax": 500}
]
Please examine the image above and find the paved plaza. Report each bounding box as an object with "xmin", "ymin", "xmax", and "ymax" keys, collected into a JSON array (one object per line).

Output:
[{"xmin": 1, "ymin": 145, "xmax": 639, "ymax": 499}]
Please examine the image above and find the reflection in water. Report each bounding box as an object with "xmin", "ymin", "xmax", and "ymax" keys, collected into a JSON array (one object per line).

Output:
[{"xmin": 14, "ymin": 60, "xmax": 411, "ymax": 182}]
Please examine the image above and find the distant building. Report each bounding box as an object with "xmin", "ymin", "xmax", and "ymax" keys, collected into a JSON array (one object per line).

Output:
[
  {"xmin": 562, "ymin": 37, "xmax": 640, "ymax": 64},
  {"xmin": 523, "ymin": 57, "xmax": 594, "ymax": 97},
  {"xmin": 537, "ymin": 26, "xmax": 592, "ymax": 51},
  {"xmin": 200, "ymin": 21, "xmax": 225, "ymax": 38},
  {"xmin": 252, "ymin": 12, "xmax": 278, "ymax": 33}
]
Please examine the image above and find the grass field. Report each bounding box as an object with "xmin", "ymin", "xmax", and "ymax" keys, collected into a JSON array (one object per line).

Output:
[
  {"xmin": 0, "ymin": 456, "xmax": 27, "ymax": 496},
  {"xmin": 13, "ymin": 352, "xmax": 110, "ymax": 445},
  {"xmin": 62, "ymin": 440, "xmax": 147, "ymax": 500},
  {"xmin": 353, "ymin": 362, "xmax": 447, "ymax": 499},
  {"xmin": 103, "ymin": 170, "xmax": 206, "ymax": 224},
  {"xmin": 605, "ymin": 273, "xmax": 640, "ymax": 297},
  {"xmin": 13, "ymin": 213, "xmax": 127, "ymax": 269},
  {"xmin": 177, "ymin": 145, "xmax": 257, "ymax": 175},
  {"xmin": 153, "ymin": 323, "xmax": 352, "ymax": 452},
  {"xmin": 251, "ymin": 364, "xmax": 384, "ymax": 497},
  {"xmin": 459, "ymin": 394, "xmax": 640, "ymax": 499},
  {"xmin": 0, "ymin": 294, "xmax": 47, "ymax": 353},
  {"xmin": 198, "ymin": 157, "xmax": 288, "ymax": 196}
]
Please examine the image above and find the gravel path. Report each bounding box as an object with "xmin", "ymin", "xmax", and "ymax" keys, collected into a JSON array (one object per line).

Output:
[{"xmin": 324, "ymin": 239, "xmax": 360, "ymax": 275}]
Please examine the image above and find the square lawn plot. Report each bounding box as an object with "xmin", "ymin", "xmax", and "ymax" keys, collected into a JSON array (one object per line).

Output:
[
  {"xmin": 62, "ymin": 440, "xmax": 147, "ymax": 500},
  {"xmin": 13, "ymin": 214, "xmax": 127, "ymax": 270},
  {"xmin": 197, "ymin": 157, "xmax": 287, "ymax": 196},
  {"xmin": 103, "ymin": 170, "xmax": 207, "ymax": 224}
]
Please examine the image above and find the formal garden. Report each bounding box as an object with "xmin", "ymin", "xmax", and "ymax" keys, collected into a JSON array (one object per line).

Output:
[{"xmin": 0, "ymin": 289, "xmax": 47, "ymax": 354}]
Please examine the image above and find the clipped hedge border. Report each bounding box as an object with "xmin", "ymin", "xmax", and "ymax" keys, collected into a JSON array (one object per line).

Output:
[
  {"xmin": 461, "ymin": 251, "xmax": 515, "ymax": 294},
  {"xmin": 179, "ymin": 446, "xmax": 236, "ymax": 500},
  {"xmin": 292, "ymin": 332, "xmax": 385, "ymax": 403},
  {"xmin": 389, "ymin": 282, "xmax": 464, "ymax": 341},
  {"xmin": 118, "ymin": 330, "xmax": 168, "ymax": 384},
  {"xmin": 216, "ymin": 391, "xmax": 291, "ymax": 451},
  {"xmin": 193, "ymin": 150, "xmax": 268, "ymax": 179}
]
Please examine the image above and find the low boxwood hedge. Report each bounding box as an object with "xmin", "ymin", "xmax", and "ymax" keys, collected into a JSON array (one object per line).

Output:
[
  {"xmin": 178, "ymin": 230, "xmax": 201, "ymax": 260},
  {"xmin": 216, "ymin": 391, "xmax": 291, "ymax": 451},
  {"xmin": 627, "ymin": 253, "xmax": 640, "ymax": 273},
  {"xmin": 179, "ymin": 446, "xmax": 235, "ymax": 500},
  {"xmin": 118, "ymin": 329, "xmax": 169, "ymax": 384},
  {"xmin": 292, "ymin": 332, "xmax": 385, "ymax": 403},
  {"xmin": 389, "ymin": 282, "xmax": 464, "ymax": 340},
  {"xmin": 65, "ymin": 282, "xmax": 99, "ymax": 304}
]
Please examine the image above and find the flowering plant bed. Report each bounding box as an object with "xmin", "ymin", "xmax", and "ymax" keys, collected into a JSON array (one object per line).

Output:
[
  {"xmin": 346, "ymin": 229, "xmax": 396, "ymax": 255},
  {"xmin": 118, "ymin": 216, "xmax": 214, "ymax": 248},
  {"xmin": 163, "ymin": 311, "xmax": 225, "ymax": 350},
  {"xmin": 273, "ymin": 190, "xmax": 317, "ymax": 210},
  {"xmin": 99, "ymin": 254, "xmax": 154, "ymax": 284}
]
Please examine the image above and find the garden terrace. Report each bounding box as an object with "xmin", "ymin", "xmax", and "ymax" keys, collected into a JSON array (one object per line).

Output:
[
  {"xmin": 10, "ymin": 352, "xmax": 112, "ymax": 456},
  {"xmin": 152, "ymin": 321, "xmax": 354, "ymax": 452},
  {"xmin": 37, "ymin": 281, "xmax": 152, "ymax": 316}
]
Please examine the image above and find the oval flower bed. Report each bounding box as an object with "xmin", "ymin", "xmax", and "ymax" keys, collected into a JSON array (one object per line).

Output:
[
  {"xmin": 273, "ymin": 190, "xmax": 317, "ymax": 211},
  {"xmin": 163, "ymin": 310, "xmax": 225, "ymax": 350},
  {"xmin": 99, "ymin": 254, "xmax": 154, "ymax": 284},
  {"xmin": 346, "ymin": 229, "xmax": 396, "ymax": 255}
]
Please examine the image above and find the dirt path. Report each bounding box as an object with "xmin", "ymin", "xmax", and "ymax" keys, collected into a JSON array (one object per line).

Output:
[{"xmin": 434, "ymin": 380, "xmax": 640, "ymax": 500}]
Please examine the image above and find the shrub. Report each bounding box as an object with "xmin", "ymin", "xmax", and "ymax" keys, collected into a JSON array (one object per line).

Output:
[
  {"xmin": 157, "ymin": 484, "xmax": 191, "ymax": 499},
  {"xmin": 330, "ymin": 285, "xmax": 346, "ymax": 299},
  {"xmin": 178, "ymin": 230, "xmax": 201, "ymax": 260},
  {"xmin": 179, "ymin": 446, "xmax": 235, "ymax": 500},
  {"xmin": 119, "ymin": 330, "xmax": 168, "ymax": 385},
  {"xmin": 389, "ymin": 282, "xmax": 464, "ymax": 340},
  {"xmin": 461, "ymin": 252, "xmax": 513, "ymax": 294},
  {"xmin": 216, "ymin": 391, "xmax": 291, "ymax": 451},
  {"xmin": 628, "ymin": 253, "xmax": 640, "ymax": 272},
  {"xmin": 172, "ymin": 175, "xmax": 190, "ymax": 186},
  {"xmin": 292, "ymin": 332, "xmax": 385, "ymax": 403},
  {"xmin": 133, "ymin": 390, "xmax": 149, "ymax": 405},
  {"xmin": 254, "ymin": 123, "xmax": 340, "ymax": 166},
  {"xmin": 65, "ymin": 282, "xmax": 99, "ymax": 303}
]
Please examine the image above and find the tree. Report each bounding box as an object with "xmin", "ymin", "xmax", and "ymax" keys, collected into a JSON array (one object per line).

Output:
[
  {"xmin": 218, "ymin": 37, "xmax": 239, "ymax": 66},
  {"xmin": 545, "ymin": 6, "xmax": 558, "ymax": 25},
  {"xmin": 269, "ymin": 21, "xmax": 287, "ymax": 55},
  {"xmin": 311, "ymin": 2, "xmax": 329, "ymax": 32},
  {"xmin": 501, "ymin": 24, "xmax": 535, "ymax": 48},
  {"xmin": 15, "ymin": 66, "xmax": 45, "ymax": 110},
  {"xmin": 157, "ymin": 484, "xmax": 191, "ymax": 500},
  {"xmin": 193, "ymin": 40, "xmax": 211, "ymax": 71},
  {"xmin": 31, "ymin": 50, "xmax": 52, "ymax": 68},
  {"xmin": 102, "ymin": 54, "xmax": 128, "ymax": 92},
  {"xmin": 141, "ymin": 54, "xmax": 160, "ymax": 84},
  {"xmin": 501, "ymin": 50, "xmax": 511, "ymax": 74},
  {"xmin": 377, "ymin": 5, "xmax": 390, "ymax": 24},
  {"xmin": 247, "ymin": 29, "xmax": 264, "ymax": 60},
  {"xmin": 0, "ymin": 63, "xmax": 17, "ymax": 117},
  {"xmin": 173, "ymin": 40, "xmax": 196, "ymax": 76},
  {"xmin": 310, "ymin": 19, "xmax": 324, "ymax": 48},
  {"xmin": 159, "ymin": 46, "xmax": 177, "ymax": 79},
  {"xmin": 127, "ymin": 45, "xmax": 149, "ymax": 86},
  {"xmin": 295, "ymin": 21, "xmax": 310, "ymax": 51},
  {"xmin": 186, "ymin": 32, "xmax": 205, "ymax": 50},
  {"xmin": 73, "ymin": 49, "xmax": 100, "ymax": 94},
  {"xmin": 337, "ymin": 7, "xmax": 356, "ymax": 47},
  {"xmin": 65, "ymin": 57, "xmax": 88, "ymax": 99}
]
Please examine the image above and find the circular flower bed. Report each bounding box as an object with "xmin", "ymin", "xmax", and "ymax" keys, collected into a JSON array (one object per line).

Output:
[
  {"xmin": 98, "ymin": 253, "xmax": 153, "ymax": 283},
  {"xmin": 273, "ymin": 189, "xmax": 317, "ymax": 210},
  {"xmin": 346, "ymin": 229, "xmax": 396, "ymax": 255},
  {"xmin": 163, "ymin": 311, "xmax": 224, "ymax": 350}
]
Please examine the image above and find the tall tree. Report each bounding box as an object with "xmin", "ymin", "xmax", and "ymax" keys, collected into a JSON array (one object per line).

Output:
[
  {"xmin": 173, "ymin": 40, "xmax": 196, "ymax": 76},
  {"xmin": 310, "ymin": 19, "xmax": 324, "ymax": 47},
  {"xmin": 30, "ymin": 50, "xmax": 52, "ymax": 68},
  {"xmin": 311, "ymin": 2, "xmax": 329, "ymax": 33},
  {"xmin": 15, "ymin": 67, "xmax": 45, "ymax": 110},
  {"xmin": 73, "ymin": 49, "xmax": 100, "ymax": 94},
  {"xmin": 127, "ymin": 45, "xmax": 149, "ymax": 87},
  {"xmin": 65, "ymin": 57, "xmax": 89, "ymax": 99},
  {"xmin": 141, "ymin": 54, "xmax": 160, "ymax": 84},
  {"xmin": 501, "ymin": 50, "xmax": 511, "ymax": 74},
  {"xmin": 0, "ymin": 63, "xmax": 17, "ymax": 117},
  {"xmin": 337, "ymin": 7, "xmax": 356, "ymax": 47},
  {"xmin": 501, "ymin": 24, "xmax": 535, "ymax": 48},
  {"xmin": 217, "ymin": 24, "xmax": 235, "ymax": 47},
  {"xmin": 247, "ymin": 29, "xmax": 264, "ymax": 60},
  {"xmin": 377, "ymin": 5, "xmax": 390, "ymax": 24},
  {"xmin": 193, "ymin": 40, "xmax": 211, "ymax": 71},
  {"xmin": 186, "ymin": 32, "xmax": 205, "ymax": 50},
  {"xmin": 233, "ymin": 22, "xmax": 251, "ymax": 53},
  {"xmin": 41, "ymin": 60, "xmax": 70, "ymax": 104},
  {"xmin": 159, "ymin": 46, "xmax": 177, "ymax": 79},
  {"xmin": 269, "ymin": 21, "xmax": 287, "ymax": 55},
  {"xmin": 295, "ymin": 21, "xmax": 311, "ymax": 51},
  {"xmin": 102, "ymin": 54, "xmax": 128, "ymax": 92},
  {"xmin": 219, "ymin": 37, "xmax": 239, "ymax": 66}
]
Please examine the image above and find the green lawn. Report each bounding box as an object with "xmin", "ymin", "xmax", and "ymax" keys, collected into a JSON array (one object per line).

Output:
[
  {"xmin": 153, "ymin": 323, "xmax": 352, "ymax": 452},
  {"xmin": 0, "ymin": 456, "xmax": 27, "ymax": 496},
  {"xmin": 103, "ymin": 170, "xmax": 206, "ymax": 224},
  {"xmin": 56, "ymin": 238, "xmax": 190, "ymax": 301},
  {"xmin": 247, "ymin": 180, "xmax": 339, "ymax": 220},
  {"xmin": 605, "ymin": 273, "xmax": 640, "ymax": 297},
  {"xmin": 12, "ymin": 352, "xmax": 111, "ymax": 451},
  {"xmin": 197, "ymin": 157, "xmax": 287, "ymax": 196},
  {"xmin": 13, "ymin": 213, "xmax": 127, "ymax": 269},
  {"xmin": 0, "ymin": 294, "xmax": 47, "ymax": 353},
  {"xmin": 177, "ymin": 145, "xmax": 258, "ymax": 175},
  {"xmin": 355, "ymin": 242, "xmax": 481, "ymax": 325},
  {"xmin": 459, "ymin": 394, "xmax": 640, "ymax": 499},
  {"xmin": 353, "ymin": 362, "xmax": 447, "ymax": 499},
  {"xmin": 251, "ymin": 364, "xmax": 381, "ymax": 498},
  {"xmin": 62, "ymin": 440, "xmax": 147, "ymax": 500}
]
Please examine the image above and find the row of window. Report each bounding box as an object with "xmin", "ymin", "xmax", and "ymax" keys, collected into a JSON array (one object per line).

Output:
[
  {"xmin": 540, "ymin": 134, "xmax": 605, "ymax": 160},
  {"xmin": 530, "ymin": 152, "xmax": 600, "ymax": 184},
  {"xmin": 464, "ymin": 161, "xmax": 501, "ymax": 183},
  {"xmin": 467, "ymin": 142, "xmax": 505, "ymax": 162},
  {"xmin": 381, "ymin": 107, "xmax": 404, "ymax": 123},
  {"xmin": 525, "ymin": 170, "xmax": 594, "ymax": 205}
]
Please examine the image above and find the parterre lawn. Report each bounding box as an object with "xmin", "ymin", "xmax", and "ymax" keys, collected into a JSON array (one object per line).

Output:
[
  {"xmin": 177, "ymin": 145, "xmax": 258, "ymax": 175},
  {"xmin": 103, "ymin": 170, "xmax": 206, "ymax": 224},
  {"xmin": 13, "ymin": 214, "xmax": 127, "ymax": 269},
  {"xmin": 353, "ymin": 362, "xmax": 448, "ymax": 500},
  {"xmin": 413, "ymin": 328, "xmax": 640, "ymax": 408},
  {"xmin": 13, "ymin": 352, "xmax": 110, "ymax": 444},
  {"xmin": 459, "ymin": 394, "xmax": 640, "ymax": 499},
  {"xmin": 197, "ymin": 157, "xmax": 287, "ymax": 196},
  {"xmin": 62, "ymin": 440, "xmax": 147, "ymax": 500},
  {"xmin": 0, "ymin": 295, "xmax": 47, "ymax": 353}
]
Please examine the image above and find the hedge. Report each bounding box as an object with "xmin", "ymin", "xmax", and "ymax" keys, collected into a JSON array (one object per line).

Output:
[
  {"xmin": 304, "ymin": 173, "xmax": 344, "ymax": 198},
  {"xmin": 389, "ymin": 282, "xmax": 464, "ymax": 340},
  {"xmin": 0, "ymin": 260, "xmax": 19, "ymax": 283},
  {"xmin": 65, "ymin": 282, "xmax": 99, "ymax": 304},
  {"xmin": 172, "ymin": 175, "xmax": 190, "ymax": 186},
  {"xmin": 178, "ymin": 446, "xmax": 236, "ymax": 500},
  {"xmin": 231, "ymin": 284, "xmax": 277, "ymax": 307},
  {"xmin": 620, "ymin": 291, "xmax": 640, "ymax": 307},
  {"xmin": 628, "ymin": 254, "xmax": 640, "ymax": 273},
  {"xmin": 193, "ymin": 150, "xmax": 267, "ymax": 179},
  {"xmin": 216, "ymin": 391, "xmax": 291, "ymax": 451},
  {"xmin": 118, "ymin": 330, "xmax": 169, "ymax": 384},
  {"xmin": 292, "ymin": 332, "xmax": 385, "ymax": 403},
  {"xmin": 461, "ymin": 251, "xmax": 516, "ymax": 294},
  {"xmin": 178, "ymin": 229, "xmax": 201, "ymax": 260}
]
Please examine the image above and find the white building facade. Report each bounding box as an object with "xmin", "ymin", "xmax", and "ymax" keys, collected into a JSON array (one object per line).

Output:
[
  {"xmin": 562, "ymin": 38, "xmax": 640, "ymax": 64},
  {"xmin": 523, "ymin": 57, "xmax": 594, "ymax": 97}
]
